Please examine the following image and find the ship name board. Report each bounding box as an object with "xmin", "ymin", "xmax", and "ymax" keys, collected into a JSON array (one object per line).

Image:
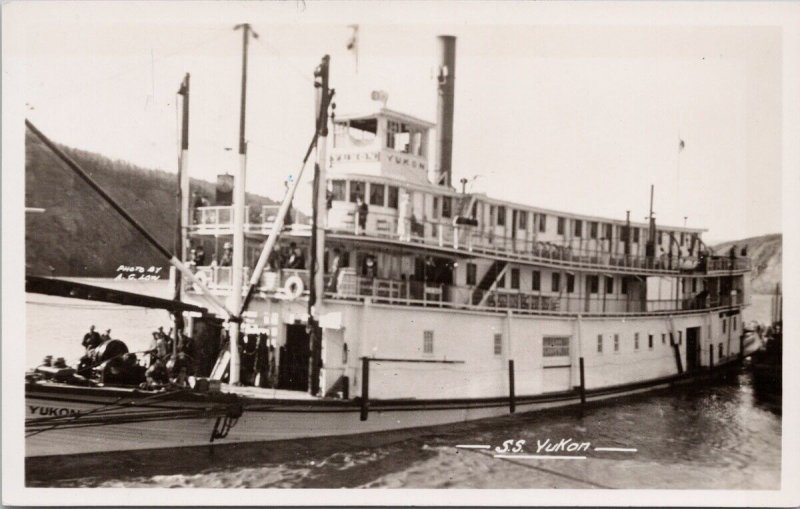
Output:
[{"xmin": 331, "ymin": 151, "xmax": 426, "ymax": 170}]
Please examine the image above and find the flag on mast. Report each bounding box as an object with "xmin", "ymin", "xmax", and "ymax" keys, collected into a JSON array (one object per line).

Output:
[{"xmin": 347, "ymin": 24, "xmax": 359, "ymax": 73}]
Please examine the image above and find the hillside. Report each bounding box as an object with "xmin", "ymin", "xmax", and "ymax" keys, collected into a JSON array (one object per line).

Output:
[
  {"xmin": 713, "ymin": 233, "xmax": 782, "ymax": 294},
  {"xmin": 25, "ymin": 132, "xmax": 278, "ymax": 277}
]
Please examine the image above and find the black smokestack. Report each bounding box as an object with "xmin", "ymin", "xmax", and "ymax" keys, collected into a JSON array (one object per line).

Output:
[{"xmin": 435, "ymin": 35, "xmax": 456, "ymax": 187}]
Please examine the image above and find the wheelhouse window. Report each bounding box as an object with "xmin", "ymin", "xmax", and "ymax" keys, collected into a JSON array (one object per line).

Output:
[
  {"xmin": 539, "ymin": 214, "xmax": 547, "ymax": 232},
  {"xmin": 497, "ymin": 206, "xmax": 506, "ymax": 226},
  {"xmin": 518, "ymin": 210, "xmax": 527, "ymax": 229},
  {"xmin": 633, "ymin": 228, "xmax": 640, "ymax": 243},
  {"xmin": 532, "ymin": 270, "xmax": 541, "ymax": 291},
  {"xmin": 349, "ymin": 181, "xmax": 365, "ymax": 202},
  {"xmin": 510, "ymin": 268, "xmax": 520, "ymax": 290},
  {"xmin": 574, "ymin": 220, "xmax": 583, "ymax": 237},
  {"xmin": 369, "ymin": 183, "xmax": 385, "ymax": 206},
  {"xmin": 605, "ymin": 276, "xmax": 614, "ymax": 294},
  {"xmin": 590, "ymin": 221, "xmax": 598, "ymax": 239},
  {"xmin": 331, "ymin": 179, "xmax": 346, "ymax": 201},
  {"xmin": 543, "ymin": 336, "xmax": 570, "ymax": 357},
  {"xmin": 466, "ymin": 263, "xmax": 477, "ymax": 286},
  {"xmin": 557, "ymin": 217, "xmax": 565, "ymax": 235},
  {"xmin": 441, "ymin": 196, "xmax": 452, "ymax": 218},
  {"xmin": 387, "ymin": 186, "xmax": 399, "ymax": 209},
  {"xmin": 551, "ymin": 273, "xmax": 561, "ymax": 292},
  {"xmin": 604, "ymin": 223, "xmax": 613, "ymax": 239}
]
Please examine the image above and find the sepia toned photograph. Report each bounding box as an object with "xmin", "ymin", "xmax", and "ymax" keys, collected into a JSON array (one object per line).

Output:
[{"xmin": 2, "ymin": 1, "xmax": 798, "ymax": 505}]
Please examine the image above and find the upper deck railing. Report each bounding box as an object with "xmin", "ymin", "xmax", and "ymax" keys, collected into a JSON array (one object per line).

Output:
[
  {"xmin": 186, "ymin": 266, "xmax": 749, "ymax": 317},
  {"xmin": 187, "ymin": 205, "xmax": 750, "ymax": 275}
]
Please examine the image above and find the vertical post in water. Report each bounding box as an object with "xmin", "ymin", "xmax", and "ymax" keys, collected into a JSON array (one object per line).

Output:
[
  {"xmin": 508, "ymin": 359, "xmax": 516, "ymax": 414},
  {"xmin": 709, "ymin": 343, "xmax": 714, "ymax": 371},
  {"xmin": 579, "ymin": 357, "xmax": 586, "ymax": 404},
  {"xmin": 360, "ymin": 357, "xmax": 370, "ymax": 421},
  {"xmin": 230, "ymin": 23, "xmax": 258, "ymax": 385}
]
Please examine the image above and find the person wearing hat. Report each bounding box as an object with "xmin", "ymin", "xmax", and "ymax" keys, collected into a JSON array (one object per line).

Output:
[
  {"xmin": 286, "ymin": 242, "xmax": 305, "ymax": 269},
  {"xmin": 82, "ymin": 325, "xmax": 102, "ymax": 352},
  {"xmin": 220, "ymin": 242, "xmax": 233, "ymax": 266}
]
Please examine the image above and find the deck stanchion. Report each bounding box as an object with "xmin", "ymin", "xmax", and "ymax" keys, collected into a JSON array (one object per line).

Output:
[
  {"xmin": 579, "ymin": 357, "xmax": 586, "ymax": 404},
  {"xmin": 508, "ymin": 359, "xmax": 516, "ymax": 414},
  {"xmin": 360, "ymin": 357, "xmax": 370, "ymax": 421}
]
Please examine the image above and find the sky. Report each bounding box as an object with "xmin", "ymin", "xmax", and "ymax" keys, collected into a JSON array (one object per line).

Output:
[{"xmin": 6, "ymin": 2, "xmax": 784, "ymax": 243}]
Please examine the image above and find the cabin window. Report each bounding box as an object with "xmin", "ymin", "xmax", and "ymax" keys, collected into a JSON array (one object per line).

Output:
[
  {"xmin": 604, "ymin": 223, "xmax": 613, "ymax": 240},
  {"xmin": 590, "ymin": 221, "xmax": 598, "ymax": 239},
  {"xmin": 605, "ymin": 276, "xmax": 614, "ymax": 294},
  {"xmin": 566, "ymin": 274, "xmax": 575, "ymax": 293},
  {"xmin": 719, "ymin": 343, "xmax": 724, "ymax": 359},
  {"xmin": 497, "ymin": 272, "xmax": 506, "ymax": 288},
  {"xmin": 539, "ymin": 214, "xmax": 547, "ymax": 232},
  {"xmin": 722, "ymin": 319, "xmax": 727, "ymax": 334},
  {"xmin": 441, "ymin": 196, "xmax": 452, "ymax": 218},
  {"xmin": 648, "ymin": 334, "xmax": 654, "ymax": 349},
  {"xmin": 692, "ymin": 279, "xmax": 697, "ymax": 293},
  {"xmin": 494, "ymin": 333, "xmax": 503, "ymax": 355},
  {"xmin": 423, "ymin": 330, "xmax": 434, "ymax": 354},
  {"xmin": 551, "ymin": 273, "xmax": 561, "ymax": 292},
  {"xmin": 466, "ymin": 263, "xmax": 477, "ymax": 286},
  {"xmin": 543, "ymin": 336, "xmax": 570, "ymax": 357},
  {"xmin": 634, "ymin": 333, "xmax": 640, "ymax": 350},
  {"xmin": 658, "ymin": 231, "xmax": 664, "ymax": 245},
  {"xmin": 633, "ymin": 228, "xmax": 640, "ymax": 243},
  {"xmin": 387, "ymin": 186, "xmax": 399, "ymax": 209},
  {"xmin": 614, "ymin": 334, "xmax": 620, "ymax": 352},
  {"xmin": 497, "ymin": 206, "xmax": 506, "ymax": 226},
  {"xmin": 532, "ymin": 270, "xmax": 541, "ymax": 291},
  {"xmin": 350, "ymin": 181, "xmax": 365, "ymax": 202},
  {"xmin": 510, "ymin": 268, "xmax": 520, "ymax": 289},
  {"xmin": 431, "ymin": 196, "xmax": 439, "ymax": 219},
  {"xmin": 680, "ymin": 232, "xmax": 686, "ymax": 245},
  {"xmin": 597, "ymin": 334, "xmax": 603, "ymax": 353},
  {"xmin": 471, "ymin": 201, "xmax": 478, "ymax": 219},
  {"xmin": 621, "ymin": 278, "xmax": 628, "ymax": 295},
  {"xmin": 588, "ymin": 275, "xmax": 599, "ymax": 294},
  {"xmin": 370, "ymin": 183, "xmax": 385, "ymax": 206},
  {"xmin": 557, "ymin": 217, "xmax": 565, "ymax": 235},
  {"xmin": 518, "ymin": 210, "xmax": 527, "ymax": 229},
  {"xmin": 331, "ymin": 180, "xmax": 346, "ymax": 201},
  {"xmin": 662, "ymin": 333, "xmax": 666, "ymax": 345},
  {"xmin": 733, "ymin": 316, "xmax": 737, "ymax": 331},
  {"xmin": 574, "ymin": 220, "xmax": 583, "ymax": 237}
]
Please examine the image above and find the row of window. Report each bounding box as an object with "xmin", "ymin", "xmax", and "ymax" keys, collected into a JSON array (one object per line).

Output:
[
  {"xmin": 466, "ymin": 265, "xmax": 633, "ymax": 295},
  {"xmin": 597, "ymin": 331, "xmax": 683, "ymax": 354},
  {"xmin": 331, "ymin": 179, "xmax": 696, "ymax": 248},
  {"xmin": 721, "ymin": 315, "xmax": 738, "ymax": 333}
]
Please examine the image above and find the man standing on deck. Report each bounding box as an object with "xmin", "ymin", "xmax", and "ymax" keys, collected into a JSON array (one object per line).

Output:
[
  {"xmin": 82, "ymin": 325, "xmax": 102, "ymax": 352},
  {"xmin": 356, "ymin": 195, "xmax": 368, "ymax": 234}
]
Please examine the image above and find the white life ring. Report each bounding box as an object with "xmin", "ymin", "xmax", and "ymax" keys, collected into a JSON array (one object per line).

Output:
[
  {"xmin": 284, "ymin": 275, "xmax": 304, "ymax": 300},
  {"xmin": 193, "ymin": 270, "xmax": 209, "ymax": 289}
]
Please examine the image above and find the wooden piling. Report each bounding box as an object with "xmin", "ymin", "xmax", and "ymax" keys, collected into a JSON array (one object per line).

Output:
[
  {"xmin": 579, "ymin": 357, "xmax": 586, "ymax": 404},
  {"xmin": 508, "ymin": 359, "xmax": 516, "ymax": 414},
  {"xmin": 360, "ymin": 357, "xmax": 369, "ymax": 421}
]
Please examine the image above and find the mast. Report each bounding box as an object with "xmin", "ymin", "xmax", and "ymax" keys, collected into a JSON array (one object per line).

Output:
[
  {"xmin": 230, "ymin": 23, "xmax": 258, "ymax": 385},
  {"xmin": 308, "ymin": 55, "xmax": 332, "ymax": 396},
  {"xmin": 173, "ymin": 73, "xmax": 190, "ymax": 356}
]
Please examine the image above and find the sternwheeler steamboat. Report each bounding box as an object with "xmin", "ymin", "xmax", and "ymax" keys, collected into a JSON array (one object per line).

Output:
[{"xmin": 26, "ymin": 34, "xmax": 755, "ymax": 458}]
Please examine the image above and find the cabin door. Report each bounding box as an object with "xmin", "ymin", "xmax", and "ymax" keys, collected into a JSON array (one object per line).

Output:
[
  {"xmin": 278, "ymin": 324, "xmax": 310, "ymax": 391},
  {"xmin": 685, "ymin": 326, "xmax": 701, "ymax": 372}
]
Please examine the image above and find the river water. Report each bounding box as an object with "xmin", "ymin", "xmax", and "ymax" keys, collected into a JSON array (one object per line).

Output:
[{"xmin": 25, "ymin": 281, "xmax": 781, "ymax": 489}]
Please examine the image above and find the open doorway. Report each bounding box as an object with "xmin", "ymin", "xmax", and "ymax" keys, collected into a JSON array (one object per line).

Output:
[
  {"xmin": 686, "ymin": 326, "xmax": 701, "ymax": 372},
  {"xmin": 278, "ymin": 323, "xmax": 310, "ymax": 391}
]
